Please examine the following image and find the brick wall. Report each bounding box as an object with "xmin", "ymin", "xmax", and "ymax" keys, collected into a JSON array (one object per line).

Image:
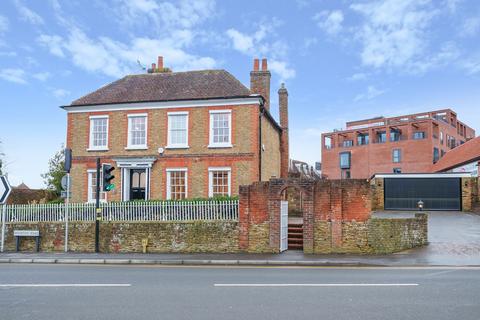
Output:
[
  {"xmin": 313, "ymin": 213, "xmax": 428, "ymax": 254},
  {"xmin": 3, "ymin": 221, "xmax": 239, "ymax": 253},
  {"xmin": 4, "ymin": 178, "xmax": 428, "ymax": 254},
  {"xmin": 261, "ymin": 115, "xmax": 281, "ymax": 181},
  {"xmin": 238, "ymin": 182, "xmax": 276, "ymax": 252},
  {"xmin": 67, "ymin": 103, "xmax": 283, "ymax": 202},
  {"xmin": 367, "ymin": 213, "xmax": 428, "ymax": 253},
  {"xmin": 462, "ymin": 177, "xmax": 474, "ymax": 211},
  {"xmin": 239, "ymin": 178, "xmax": 427, "ymax": 254},
  {"xmin": 370, "ymin": 177, "xmax": 385, "ymax": 211}
]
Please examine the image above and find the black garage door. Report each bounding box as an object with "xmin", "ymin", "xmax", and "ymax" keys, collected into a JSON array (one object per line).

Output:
[{"xmin": 384, "ymin": 178, "xmax": 461, "ymax": 211}]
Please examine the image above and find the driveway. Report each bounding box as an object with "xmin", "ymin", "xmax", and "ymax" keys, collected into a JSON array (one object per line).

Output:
[{"xmin": 373, "ymin": 211, "xmax": 480, "ymax": 265}]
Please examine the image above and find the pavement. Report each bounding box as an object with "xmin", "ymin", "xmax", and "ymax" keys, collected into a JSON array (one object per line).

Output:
[
  {"xmin": 1, "ymin": 264, "xmax": 480, "ymax": 320},
  {"xmin": 1, "ymin": 211, "xmax": 480, "ymax": 267}
]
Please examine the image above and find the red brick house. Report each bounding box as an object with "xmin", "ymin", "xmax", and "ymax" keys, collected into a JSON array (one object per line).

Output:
[
  {"xmin": 431, "ymin": 136, "xmax": 480, "ymax": 176},
  {"xmin": 321, "ymin": 109, "xmax": 475, "ymax": 179},
  {"xmin": 63, "ymin": 57, "xmax": 289, "ymax": 203}
]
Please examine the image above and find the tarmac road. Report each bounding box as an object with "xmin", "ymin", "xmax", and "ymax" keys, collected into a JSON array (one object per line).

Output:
[{"xmin": 0, "ymin": 264, "xmax": 479, "ymax": 320}]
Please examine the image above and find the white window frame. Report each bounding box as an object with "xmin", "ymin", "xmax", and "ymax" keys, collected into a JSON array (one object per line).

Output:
[
  {"xmin": 88, "ymin": 115, "xmax": 109, "ymax": 151},
  {"xmin": 208, "ymin": 167, "xmax": 231, "ymax": 197},
  {"xmin": 87, "ymin": 169, "xmax": 107, "ymax": 203},
  {"xmin": 208, "ymin": 110, "xmax": 232, "ymax": 148},
  {"xmin": 166, "ymin": 111, "xmax": 189, "ymax": 149},
  {"xmin": 166, "ymin": 168, "xmax": 188, "ymax": 200},
  {"xmin": 126, "ymin": 113, "xmax": 148, "ymax": 150}
]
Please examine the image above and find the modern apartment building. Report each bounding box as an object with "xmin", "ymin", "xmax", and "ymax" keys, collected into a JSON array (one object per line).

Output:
[{"xmin": 321, "ymin": 109, "xmax": 475, "ymax": 179}]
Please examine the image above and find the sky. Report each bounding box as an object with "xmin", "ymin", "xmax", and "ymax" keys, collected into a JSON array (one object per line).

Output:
[{"xmin": 0, "ymin": 0, "xmax": 479, "ymax": 188}]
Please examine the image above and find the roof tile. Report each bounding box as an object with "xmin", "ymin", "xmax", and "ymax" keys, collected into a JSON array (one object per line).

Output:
[
  {"xmin": 431, "ymin": 136, "xmax": 480, "ymax": 172},
  {"xmin": 70, "ymin": 70, "xmax": 252, "ymax": 106}
]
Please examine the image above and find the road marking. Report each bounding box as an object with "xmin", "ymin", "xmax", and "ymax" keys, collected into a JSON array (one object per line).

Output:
[
  {"xmin": 214, "ymin": 283, "xmax": 419, "ymax": 287},
  {"xmin": 0, "ymin": 284, "xmax": 131, "ymax": 288}
]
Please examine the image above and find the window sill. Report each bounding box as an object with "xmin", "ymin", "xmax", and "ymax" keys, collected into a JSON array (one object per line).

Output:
[
  {"xmin": 87, "ymin": 148, "xmax": 109, "ymax": 152},
  {"xmin": 208, "ymin": 144, "xmax": 233, "ymax": 149},
  {"xmin": 166, "ymin": 145, "xmax": 190, "ymax": 149},
  {"xmin": 125, "ymin": 146, "xmax": 148, "ymax": 150}
]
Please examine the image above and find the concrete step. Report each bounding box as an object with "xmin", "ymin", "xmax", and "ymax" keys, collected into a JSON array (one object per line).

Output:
[
  {"xmin": 288, "ymin": 232, "xmax": 303, "ymax": 239},
  {"xmin": 288, "ymin": 243, "xmax": 303, "ymax": 250},
  {"xmin": 288, "ymin": 223, "xmax": 303, "ymax": 228},
  {"xmin": 288, "ymin": 238, "xmax": 303, "ymax": 245}
]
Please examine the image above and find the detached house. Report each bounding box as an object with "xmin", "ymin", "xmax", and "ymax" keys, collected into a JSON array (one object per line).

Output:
[{"xmin": 63, "ymin": 57, "xmax": 289, "ymax": 203}]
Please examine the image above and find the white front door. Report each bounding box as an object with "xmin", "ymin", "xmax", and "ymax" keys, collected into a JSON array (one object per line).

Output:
[{"xmin": 280, "ymin": 200, "xmax": 288, "ymax": 252}]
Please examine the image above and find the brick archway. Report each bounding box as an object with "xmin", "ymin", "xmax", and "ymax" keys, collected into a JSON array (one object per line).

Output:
[
  {"xmin": 269, "ymin": 179, "xmax": 315, "ymax": 253},
  {"xmin": 238, "ymin": 178, "xmax": 372, "ymax": 253}
]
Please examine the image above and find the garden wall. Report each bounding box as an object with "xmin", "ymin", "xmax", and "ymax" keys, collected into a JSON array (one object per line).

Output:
[{"xmin": 3, "ymin": 221, "xmax": 239, "ymax": 253}]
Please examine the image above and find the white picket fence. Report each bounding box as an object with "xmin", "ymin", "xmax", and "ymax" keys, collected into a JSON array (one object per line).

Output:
[{"xmin": 2, "ymin": 200, "xmax": 239, "ymax": 222}]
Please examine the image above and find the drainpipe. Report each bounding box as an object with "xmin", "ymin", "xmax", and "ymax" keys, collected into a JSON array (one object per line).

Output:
[{"xmin": 258, "ymin": 106, "xmax": 264, "ymax": 181}]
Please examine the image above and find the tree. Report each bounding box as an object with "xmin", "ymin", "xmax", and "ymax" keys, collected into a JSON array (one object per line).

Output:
[{"xmin": 41, "ymin": 145, "xmax": 65, "ymax": 197}]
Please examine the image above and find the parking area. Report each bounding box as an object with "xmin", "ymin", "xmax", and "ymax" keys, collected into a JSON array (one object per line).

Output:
[{"xmin": 373, "ymin": 211, "xmax": 480, "ymax": 264}]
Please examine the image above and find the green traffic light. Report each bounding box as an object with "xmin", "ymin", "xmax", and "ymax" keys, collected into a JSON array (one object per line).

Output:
[{"xmin": 105, "ymin": 184, "xmax": 115, "ymax": 191}]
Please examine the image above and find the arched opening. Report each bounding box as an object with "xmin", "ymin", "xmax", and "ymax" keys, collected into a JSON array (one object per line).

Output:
[{"xmin": 281, "ymin": 186, "xmax": 304, "ymax": 251}]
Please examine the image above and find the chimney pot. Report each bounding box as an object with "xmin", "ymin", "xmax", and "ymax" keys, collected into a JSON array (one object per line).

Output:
[
  {"xmin": 253, "ymin": 58, "xmax": 259, "ymax": 71},
  {"xmin": 261, "ymin": 58, "xmax": 268, "ymax": 71},
  {"xmin": 250, "ymin": 58, "xmax": 271, "ymax": 110},
  {"xmin": 157, "ymin": 56, "xmax": 164, "ymax": 70}
]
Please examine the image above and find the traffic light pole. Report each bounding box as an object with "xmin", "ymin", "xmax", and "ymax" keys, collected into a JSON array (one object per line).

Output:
[{"xmin": 95, "ymin": 158, "xmax": 101, "ymax": 253}]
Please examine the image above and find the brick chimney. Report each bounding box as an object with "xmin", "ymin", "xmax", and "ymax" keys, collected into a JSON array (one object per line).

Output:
[
  {"xmin": 250, "ymin": 58, "xmax": 271, "ymax": 110},
  {"xmin": 148, "ymin": 56, "xmax": 171, "ymax": 73},
  {"xmin": 279, "ymin": 83, "xmax": 289, "ymax": 179},
  {"xmin": 157, "ymin": 56, "xmax": 164, "ymax": 69}
]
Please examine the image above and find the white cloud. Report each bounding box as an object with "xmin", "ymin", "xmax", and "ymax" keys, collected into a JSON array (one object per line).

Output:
[
  {"xmin": 51, "ymin": 88, "xmax": 70, "ymax": 99},
  {"xmin": 462, "ymin": 56, "xmax": 480, "ymax": 75},
  {"xmin": 112, "ymin": 0, "xmax": 215, "ymax": 32},
  {"xmin": 350, "ymin": 0, "xmax": 437, "ymax": 70},
  {"xmin": 0, "ymin": 68, "xmax": 27, "ymax": 84},
  {"xmin": 32, "ymin": 72, "xmax": 51, "ymax": 81},
  {"xmin": 303, "ymin": 37, "xmax": 318, "ymax": 49},
  {"xmin": 269, "ymin": 60, "xmax": 296, "ymax": 82},
  {"xmin": 445, "ymin": 0, "xmax": 462, "ymax": 13},
  {"xmin": 39, "ymin": 1, "xmax": 218, "ymax": 78},
  {"xmin": 313, "ymin": 10, "xmax": 344, "ymax": 35},
  {"xmin": 0, "ymin": 15, "xmax": 8, "ymax": 46},
  {"xmin": 354, "ymin": 85, "xmax": 385, "ymax": 102},
  {"xmin": 461, "ymin": 17, "xmax": 480, "ymax": 37},
  {"xmin": 226, "ymin": 29, "xmax": 254, "ymax": 54},
  {"xmin": 38, "ymin": 28, "xmax": 217, "ymax": 78},
  {"xmin": 0, "ymin": 51, "xmax": 16, "ymax": 57},
  {"xmin": 14, "ymin": 0, "xmax": 44, "ymax": 25},
  {"xmin": 37, "ymin": 34, "xmax": 65, "ymax": 57},
  {"xmin": 296, "ymin": 0, "xmax": 310, "ymax": 9},
  {"xmin": 0, "ymin": 15, "xmax": 8, "ymax": 33},
  {"xmin": 225, "ymin": 20, "xmax": 295, "ymax": 82},
  {"xmin": 347, "ymin": 73, "xmax": 368, "ymax": 81}
]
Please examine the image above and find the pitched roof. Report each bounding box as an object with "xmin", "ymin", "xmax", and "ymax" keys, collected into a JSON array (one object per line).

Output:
[
  {"xmin": 431, "ymin": 136, "xmax": 480, "ymax": 172},
  {"xmin": 15, "ymin": 183, "xmax": 30, "ymax": 190},
  {"xmin": 70, "ymin": 70, "xmax": 252, "ymax": 106}
]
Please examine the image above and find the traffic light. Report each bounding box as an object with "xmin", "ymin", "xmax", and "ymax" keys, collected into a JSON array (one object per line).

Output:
[{"xmin": 102, "ymin": 164, "xmax": 115, "ymax": 192}]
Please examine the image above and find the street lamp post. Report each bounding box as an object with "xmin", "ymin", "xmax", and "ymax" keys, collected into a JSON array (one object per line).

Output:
[{"xmin": 417, "ymin": 200, "xmax": 424, "ymax": 211}]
